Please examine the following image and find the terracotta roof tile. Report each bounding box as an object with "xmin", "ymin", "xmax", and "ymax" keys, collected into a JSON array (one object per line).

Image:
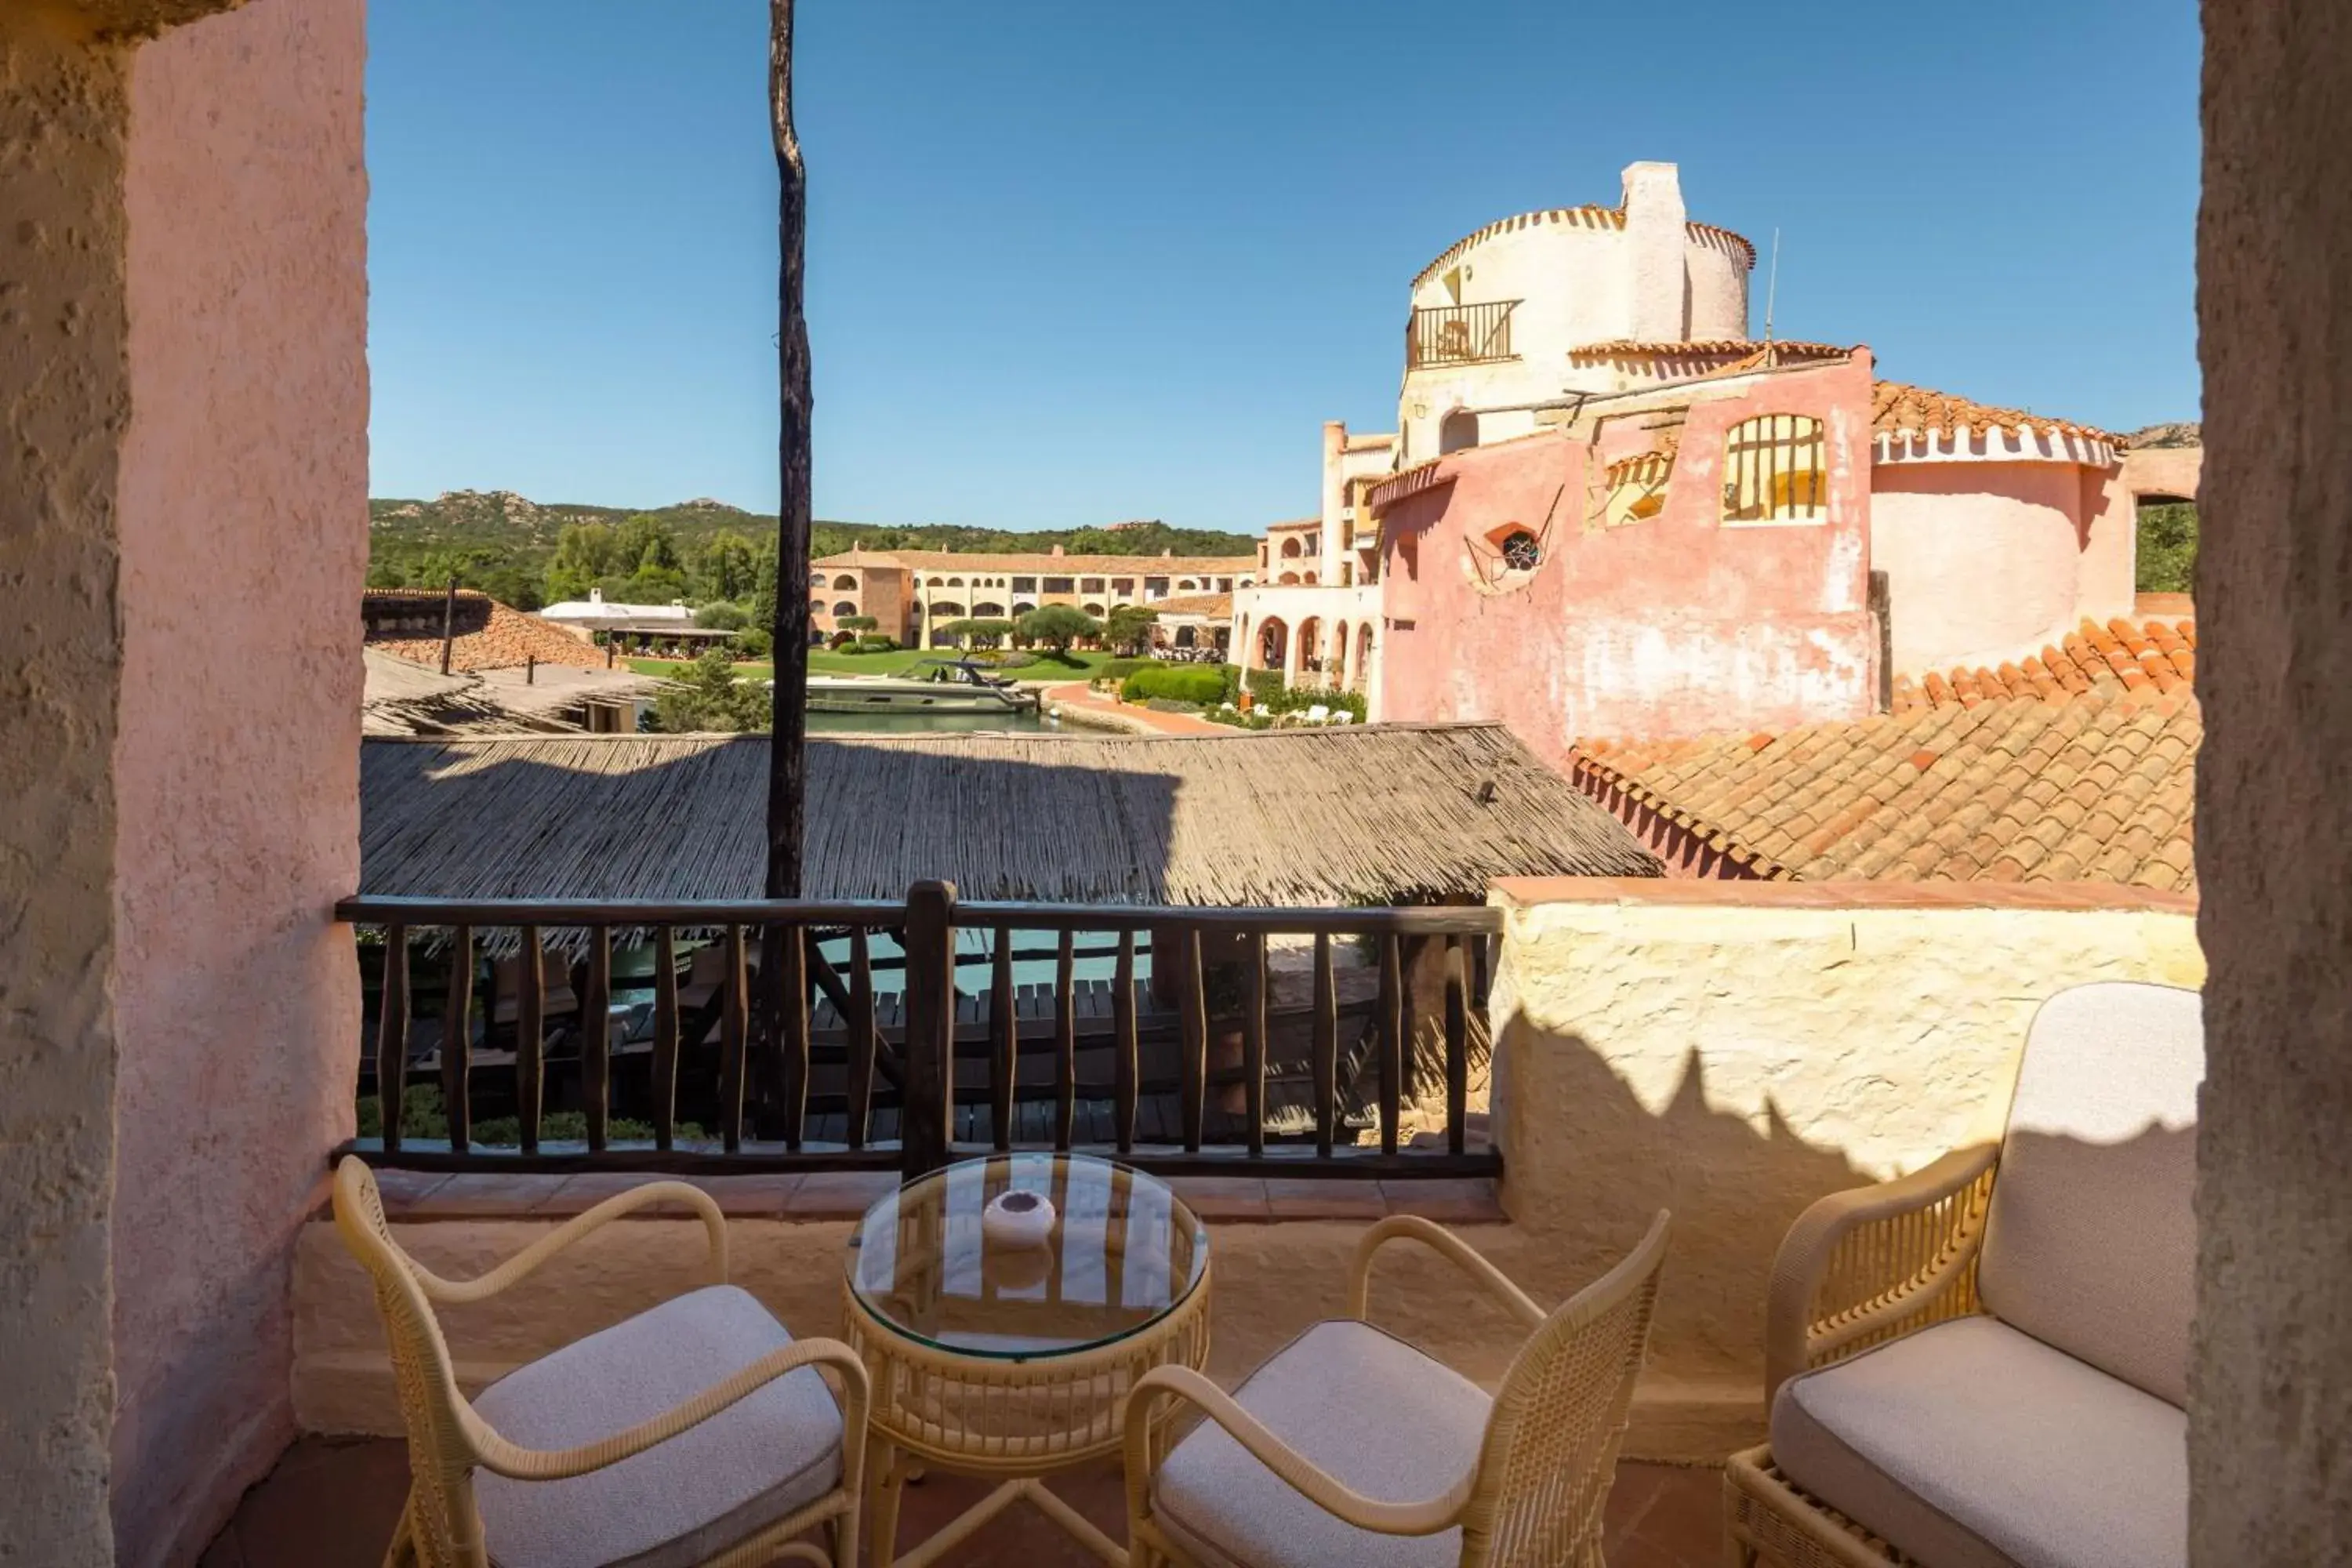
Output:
[
  {"xmin": 1566, "ymin": 338, "xmax": 1853, "ymax": 365},
  {"xmin": 364, "ymin": 591, "xmax": 608, "ymax": 675},
  {"xmin": 1572, "ymin": 685, "xmax": 2197, "ymax": 893},
  {"xmin": 1893, "ymin": 617, "xmax": 2198, "ymax": 716},
  {"xmin": 1872, "ymin": 380, "xmax": 2122, "ymax": 447}
]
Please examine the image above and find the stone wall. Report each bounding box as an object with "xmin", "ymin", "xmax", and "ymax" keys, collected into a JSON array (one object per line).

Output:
[
  {"xmin": 108, "ymin": 2, "xmax": 369, "ymax": 1562},
  {"xmin": 2194, "ymin": 2, "xmax": 2352, "ymax": 1558},
  {"xmin": 0, "ymin": 10, "xmax": 134, "ymax": 1562}
]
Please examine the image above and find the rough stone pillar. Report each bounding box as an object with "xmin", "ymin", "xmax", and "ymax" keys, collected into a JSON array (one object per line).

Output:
[
  {"xmin": 2194, "ymin": 3, "xmax": 2352, "ymax": 1559},
  {"xmin": 0, "ymin": 4, "xmax": 366, "ymax": 1564},
  {"xmin": 1319, "ymin": 420, "xmax": 1347, "ymax": 582},
  {"xmin": 0, "ymin": 13, "xmax": 136, "ymax": 1563},
  {"xmin": 1619, "ymin": 161, "xmax": 1687, "ymax": 343}
]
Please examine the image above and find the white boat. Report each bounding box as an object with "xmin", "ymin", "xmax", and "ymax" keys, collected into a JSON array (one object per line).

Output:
[{"xmin": 800, "ymin": 658, "xmax": 1040, "ymax": 715}]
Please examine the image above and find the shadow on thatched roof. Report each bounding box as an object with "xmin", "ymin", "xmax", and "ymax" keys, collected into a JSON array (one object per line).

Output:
[{"xmin": 360, "ymin": 723, "xmax": 1660, "ymax": 907}]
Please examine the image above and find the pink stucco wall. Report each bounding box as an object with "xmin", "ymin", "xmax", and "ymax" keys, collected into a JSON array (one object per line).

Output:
[
  {"xmin": 111, "ymin": 2, "xmax": 368, "ymax": 1563},
  {"xmin": 1869, "ymin": 459, "xmax": 2121, "ymax": 674},
  {"xmin": 1377, "ymin": 354, "xmax": 1877, "ymax": 766}
]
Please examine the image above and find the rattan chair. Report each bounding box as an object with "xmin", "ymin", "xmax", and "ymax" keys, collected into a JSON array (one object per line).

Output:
[
  {"xmin": 1723, "ymin": 981, "xmax": 2201, "ymax": 1568},
  {"xmin": 331, "ymin": 1157, "xmax": 869, "ymax": 1568},
  {"xmin": 1123, "ymin": 1210, "xmax": 1671, "ymax": 1568}
]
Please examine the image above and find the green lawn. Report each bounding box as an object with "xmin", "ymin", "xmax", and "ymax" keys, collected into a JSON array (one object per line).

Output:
[{"xmin": 631, "ymin": 648, "xmax": 1122, "ymax": 683}]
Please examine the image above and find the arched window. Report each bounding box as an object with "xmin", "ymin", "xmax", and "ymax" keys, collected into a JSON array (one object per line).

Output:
[
  {"xmin": 1353, "ymin": 623, "xmax": 1374, "ymax": 693},
  {"xmin": 1258, "ymin": 617, "xmax": 1288, "ymax": 670},
  {"xmin": 1439, "ymin": 408, "xmax": 1481, "ymax": 454},
  {"xmin": 1082, "ymin": 603, "xmax": 1105, "ymax": 617},
  {"xmin": 972, "ymin": 601, "xmax": 1007, "ymax": 618},
  {"xmin": 831, "ymin": 601, "xmax": 857, "ymax": 616},
  {"xmin": 1278, "ymin": 572, "xmax": 1301, "ymax": 586},
  {"xmin": 1279, "ymin": 537, "xmax": 1303, "ymax": 558},
  {"xmin": 832, "ymin": 574, "xmax": 858, "ymax": 590},
  {"xmin": 1722, "ymin": 414, "xmax": 1826, "ymax": 523},
  {"xmin": 927, "ymin": 600, "xmax": 965, "ymax": 618},
  {"xmin": 809, "ymin": 569, "xmax": 826, "ymax": 587}
]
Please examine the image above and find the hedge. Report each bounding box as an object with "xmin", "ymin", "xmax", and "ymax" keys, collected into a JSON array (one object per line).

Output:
[
  {"xmin": 1102, "ymin": 657, "xmax": 1158, "ymax": 683},
  {"xmin": 1120, "ymin": 666, "xmax": 1229, "ymax": 706}
]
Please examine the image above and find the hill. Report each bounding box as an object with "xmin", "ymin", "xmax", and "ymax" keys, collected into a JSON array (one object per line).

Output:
[{"xmin": 367, "ymin": 490, "xmax": 1261, "ymax": 609}]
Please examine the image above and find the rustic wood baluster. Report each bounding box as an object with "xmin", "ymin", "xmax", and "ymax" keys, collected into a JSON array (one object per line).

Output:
[
  {"xmin": 1244, "ymin": 931, "xmax": 1269, "ymax": 1160},
  {"xmin": 989, "ymin": 925, "xmax": 1015, "ymax": 1152},
  {"xmin": 379, "ymin": 925, "xmax": 411, "ymax": 1152},
  {"xmin": 582, "ymin": 926, "xmax": 612, "ymax": 1152},
  {"xmin": 845, "ymin": 927, "xmax": 876, "ymax": 1149},
  {"xmin": 1377, "ymin": 931, "xmax": 1403, "ymax": 1156},
  {"xmin": 1312, "ymin": 933, "xmax": 1338, "ymax": 1159},
  {"xmin": 441, "ymin": 926, "xmax": 474, "ymax": 1154},
  {"xmin": 517, "ymin": 924, "xmax": 544, "ymax": 1155},
  {"xmin": 901, "ymin": 881, "xmax": 957, "ymax": 1178},
  {"xmin": 652, "ymin": 926, "xmax": 680, "ymax": 1151},
  {"xmin": 1179, "ymin": 926, "xmax": 1207, "ymax": 1153},
  {"xmin": 781, "ymin": 924, "xmax": 811, "ymax": 1150},
  {"xmin": 1112, "ymin": 930, "xmax": 1138, "ymax": 1154},
  {"xmin": 717, "ymin": 924, "xmax": 748, "ymax": 1153},
  {"xmin": 1054, "ymin": 930, "xmax": 1076, "ymax": 1152},
  {"xmin": 1444, "ymin": 933, "xmax": 1468, "ymax": 1156}
]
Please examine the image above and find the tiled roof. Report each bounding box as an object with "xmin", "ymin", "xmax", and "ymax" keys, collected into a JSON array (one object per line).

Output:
[
  {"xmin": 1575, "ymin": 686, "xmax": 2198, "ymax": 891},
  {"xmin": 365, "ymin": 591, "xmax": 608, "ymax": 674},
  {"xmin": 811, "ymin": 549, "xmax": 1254, "ymax": 576},
  {"xmin": 1152, "ymin": 593, "xmax": 1233, "ymax": 619},
  {"xmin": 1567, "ymin": 338, "xmax": 1853, "ymax": 364},
  {"xmin": 1894, "ymin": 618, "xmax": 2196, "ymax": 714},
  {"xmin": 1411, "ymin": 206, "xmax": 1756, "ymax": 289},
  {"xmin": 1872, "ymin": 380, "xmax": 2122, "ymax": 447}
]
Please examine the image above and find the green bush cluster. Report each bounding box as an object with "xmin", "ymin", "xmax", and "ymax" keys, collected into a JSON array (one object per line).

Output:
[
  {"xmin": 1102, "ymin": 657, "xmax": 1157, "ymax": 683},
  {"xmin": 1243, "ymin": 668, "xmax": 1287, "ymax": 705},
  {"xmin": 732, "ymin": 627, "xmax": 772, "ymax": 659},
  {"xmin": 854, "ymin": 634, "xmax": 898, "ymax": 654},
  {"xmin": 1121, "ymin": 665, "xmax": 1229, "ymax": 706},
  {"xmin": 354, "ymin": 1083, "xmax": 706, "ymax": 1146}
]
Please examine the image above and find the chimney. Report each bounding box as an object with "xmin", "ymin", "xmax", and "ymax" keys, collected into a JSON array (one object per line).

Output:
[
  {"xmin": 1619, "ymin": 161, "xmax": 1688, "ymax": 342},
  {"xmin": 1161, "ymin": 547, "xmax": 1173, "ymax": 557},
  {"xmin": 1051, "ymin": 543, "xmax": 1065, "ymax": 557},
  {"xmin": 588, "ymin": 586, "xmax": 604, "ymax": 606}
]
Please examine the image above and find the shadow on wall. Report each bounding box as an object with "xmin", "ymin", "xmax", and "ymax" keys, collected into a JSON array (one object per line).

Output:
[{"xmin": 1483, "ymin": 1022, "xmax": 1868, "ymax": 1417}]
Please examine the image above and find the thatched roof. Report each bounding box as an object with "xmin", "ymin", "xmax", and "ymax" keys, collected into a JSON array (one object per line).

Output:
[
  {"xmin": 361, "ymin": 648, "xmax": 659, "ymax": 737},
  {"xmin": 360, "ymin": 724, "xmax": 1659, "ymax": 906}
]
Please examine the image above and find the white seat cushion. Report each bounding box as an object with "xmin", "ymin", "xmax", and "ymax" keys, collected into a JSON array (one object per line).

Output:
[
  {"xmin": 1152, "ymin": 1320, "xmax": 1489, "ymax": 1568},
  {"xmin": 474, "ymin": 1284, "xmax": 844, "ymax": 1568},
  {"xmin": 1772, "ymin": 1318, "xmax": 2186, "ymax": 1568},
  {"xmin": 1976, "ymin": 981, "xmax": 2201, "ymax": 1406}
]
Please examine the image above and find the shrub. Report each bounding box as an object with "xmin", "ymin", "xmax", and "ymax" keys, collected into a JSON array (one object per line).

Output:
[
  {"xmin": 732, "ymin": 627, "xmax": 772, "ymax": 659},
  {"xmin": 1102, "ymin": 657, "xmax": 1156, "ymax": 683},
  {"xmin": 693, "ymin": 599, "xmax": 750, "ymax": 631},
  {"xmin": 855, "ymin": 634, "xmax": 898, "ymax": 654},
  {"xmin": 838, "ymin": 614, "xmax": 880, "ymax": 632},
  {"xmin": 355, "ymin": 1084, "xmax": 705, "ymax": 1146},
  {"xmin": 1243, "ymin": 668, "xmax": 1287, "ymax": 706},
  {"xmin": 993, "ymin": 651, "xmax": 1035, "ymax": 670},
  {"xmin": 1122, "ymin": 666, "xmax": 1228, "ymax": 706}
]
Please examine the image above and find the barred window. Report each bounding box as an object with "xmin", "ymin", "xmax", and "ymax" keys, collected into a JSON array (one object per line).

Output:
[{"xmin": 1722, "ymin": 414, "xmax": 1827, "ymax": 523}]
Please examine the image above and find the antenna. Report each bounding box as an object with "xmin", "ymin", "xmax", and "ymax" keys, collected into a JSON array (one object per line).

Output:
[{"xmin": 1762, "ymin": 227, "xmax": 1782, "ymax": 352}]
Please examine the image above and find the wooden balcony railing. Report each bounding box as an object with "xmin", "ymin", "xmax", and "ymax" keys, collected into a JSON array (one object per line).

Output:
[
  {"xmin": 336, "ymin": 885, "xmax": 1501, "ymax": 1181},
  {"xmin": 1406, "ymin": 300, "xmax": 1519, "ymax": 369}
]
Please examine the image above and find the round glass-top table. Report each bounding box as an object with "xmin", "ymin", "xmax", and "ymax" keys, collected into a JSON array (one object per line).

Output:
[{"xmin": 841, "ymin": 1154, "xmax": 1214, "ymax": 1566}]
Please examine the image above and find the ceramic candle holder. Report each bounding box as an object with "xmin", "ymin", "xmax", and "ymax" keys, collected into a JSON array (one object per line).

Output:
[{"xmin": 982, "ymin": 1189, "xmax": 1057, "ymax": 1251}]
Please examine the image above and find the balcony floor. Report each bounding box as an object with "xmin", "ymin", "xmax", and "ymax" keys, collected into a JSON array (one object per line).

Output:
[{"xmin": 199, "ymin": 1436, "xmax": 1724, "ymax": 1566}]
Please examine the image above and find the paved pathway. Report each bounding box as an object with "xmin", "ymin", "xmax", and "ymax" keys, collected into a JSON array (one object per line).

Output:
[{"xmin": 1038, "ymin": 681, "xmax": 1229, "ymax": 736}]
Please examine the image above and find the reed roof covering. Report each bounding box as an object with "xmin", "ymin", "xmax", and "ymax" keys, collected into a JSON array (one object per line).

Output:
[{"xmin": 359, "ymin": 724, "xmax": 1659, "ymax": 906}]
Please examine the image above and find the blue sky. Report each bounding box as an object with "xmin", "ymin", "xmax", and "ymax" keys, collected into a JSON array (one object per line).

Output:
[{"xmin": 366, "ymin": 0, "xmax": 2201, "ymax": 530}]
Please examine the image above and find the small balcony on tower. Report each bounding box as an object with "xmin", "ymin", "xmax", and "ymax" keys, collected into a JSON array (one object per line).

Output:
[{"xmin": 1405, "ymin": 299, "xmax": 1520, "ymax": 368}]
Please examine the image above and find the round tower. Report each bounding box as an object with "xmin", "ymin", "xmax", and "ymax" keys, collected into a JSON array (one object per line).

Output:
[{"xmin": 1397, "ymin": 162, "xmax": 1753, "ymax": 461}]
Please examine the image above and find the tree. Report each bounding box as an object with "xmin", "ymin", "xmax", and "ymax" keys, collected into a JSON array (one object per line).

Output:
[
  {"xmin": 943, "ymin": 617, "xmax": 1012, "ymax": 648},
  {"xmin": 767, "ymin": 0, "xmax": 814, "ymax": 901},
  {"xmin": 695, "ymin": 600, "xmax": 750, "ymax": 631},
  {"xmin": 1105, "ymin": 604, "xmax": 1158, "ymax": 655},
  {"xmin": 546, "ymin": 522, "xmax": 619, "ymax": 603},
  {"xmin": 1017, "ymin": 604, "xmax": 1101, "ymax": 655},
  {"xmin": 695, "ymin": 530, "xmax": 760, "ymax": 603},
  {"xmin": 2136, "ymin": 503, "xmax": 2198, "ymax": 594},
  {"xmin": 749, "ymin": 533, "xmax": 780, "ymax": 630},
  {"xmin": 838, "ymin": 614, "xmax": 878, "ymax": 632},
  {"xmin": 652, "ymin": 648, "xmax": 771, "ymax": 733}
]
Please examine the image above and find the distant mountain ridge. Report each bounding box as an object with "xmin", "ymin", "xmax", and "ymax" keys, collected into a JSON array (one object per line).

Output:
[{"xmin": 368, "ymin": 490, "xmax": 1259, "ymax": 563}]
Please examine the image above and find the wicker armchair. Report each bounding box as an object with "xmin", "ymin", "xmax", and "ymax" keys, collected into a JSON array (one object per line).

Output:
[
  {"xmin": 1123, "ymin": 1210, "xmax": 1671, "ymax": 1568},
  {"xmin": 331, "ymin": 1157, "xmax": 869, "ymax": 1568},
  {"xmin": 1724, "ymin": 981, "xmax": 2201, "ymax": 1568}
]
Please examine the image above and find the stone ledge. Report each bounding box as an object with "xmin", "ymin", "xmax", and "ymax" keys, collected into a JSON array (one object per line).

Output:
[
  {"xmin": 368, "ymin": 1167, "xmax": 1503, "ymax": 1226},
  {"xmin": 1492, "ymin": 874, "xmax": 2198, "ymax": 914}
]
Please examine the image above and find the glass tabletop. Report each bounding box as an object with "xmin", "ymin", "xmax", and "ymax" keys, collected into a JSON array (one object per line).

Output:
[{"xmin": 845, "ymin": 1153, "xmax": 1210, "ymax": 1362}]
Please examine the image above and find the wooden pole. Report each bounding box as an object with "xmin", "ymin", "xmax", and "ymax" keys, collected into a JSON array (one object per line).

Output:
[
  {"xmin": 766, "ymin": 0, "xmax": 812, "ymax": 900},
  {"xmin": 437, "ymin": 575, "xmax": 459, "ymax": 676}
]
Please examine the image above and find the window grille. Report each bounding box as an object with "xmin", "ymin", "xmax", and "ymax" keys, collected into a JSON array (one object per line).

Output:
[{"xmin": 1722, "ymin": 414, "xmax": 1827, "ymax": 523}]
